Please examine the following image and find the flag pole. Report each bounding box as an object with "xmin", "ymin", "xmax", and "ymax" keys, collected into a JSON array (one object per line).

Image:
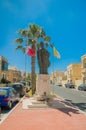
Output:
[
  {"xmin": 52, "ymin": 44, "xmax": 55, "ymax": 94},
  {"xmin": 25, "ymin": 54, "xmax": 27, "ymax": 80},
  {"xmin": 52, "ymin": 44, "xmax": 61, "ymax": 94},
  {"xmin": 25, "ymin": 39, "xmax": 28, "ymax": 83}
]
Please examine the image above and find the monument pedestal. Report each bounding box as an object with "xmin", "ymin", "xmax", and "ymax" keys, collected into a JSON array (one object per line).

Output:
[{"xmin": 36, "ymin": 74, "xmax": 50, "ymax": 96}]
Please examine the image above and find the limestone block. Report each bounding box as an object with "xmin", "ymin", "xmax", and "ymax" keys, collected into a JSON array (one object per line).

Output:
[{"xmin": 36, "ymin": 74, "xmax": 50, "ymax": 96}]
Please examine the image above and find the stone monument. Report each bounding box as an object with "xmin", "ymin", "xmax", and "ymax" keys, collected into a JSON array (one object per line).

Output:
[
  {"xmin": 36, "ymin": 42, "xmax": 50, "ymax": 99},
  {"xmin": 37, "ymin": 43, "xmax": 50, "ymax": 74},
  {"xmin": 23, "ymin": 43, "xmax": 52, "ymax": 109}
]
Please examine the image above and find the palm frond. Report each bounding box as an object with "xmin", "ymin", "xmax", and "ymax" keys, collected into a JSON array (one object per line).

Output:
[
  {"xmin": 21, "ymin": 30, "xmax": 28, "ymax": 37},
  {"xmin": 29, "ymin": 24, "xmax": 41, "ymax": 37},
  {"xmin": 17, "ymin": 30, "xmax": 28, "ymax": 37},
  {"xmin": 44, "ymin": 36, "xmax": 51, "ymax": 41},
  {"xmin": 22, "ymin": 47, "xmax": 26, "ymax": 53},
  {"xmin": 15, "ymin": 45, "xmax": 23, "ymax": 51},
  {"xmin": 14, "ymin": 38, "xmax": 23, "ymax": 44},
  {"xmin": 37, "ymin": 43, "xmax": 41, "ymax": 48},
  {"xmin": 27, "ymin": 39, "xmax": 33, "ymax": 45},
  {"xmin": 16, "ymin": 30, "xmax": 22, "ymax": 34},
  {"xmin": 45, "ymin": 43, "xmax": 49, "ymax": 47},
  {"xmin": 40, "ymin": 28, "xmax": 45, "ymax": 37},
  {"xmin": 27, "ymin": 31, "xmax": 32, "ymax": 37},
  {"xmin": 29, "ymin": 24, "xmax": 37, "ymax": 35},
  {"xmin": 50, "ymin": 43, "xmax": 54, "ymax": 48}
]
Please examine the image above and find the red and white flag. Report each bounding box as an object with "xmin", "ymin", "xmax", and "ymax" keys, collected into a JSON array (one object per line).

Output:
[{"xmin": 26, "ymin": 46, "xmax": 35, "ymax": 56}]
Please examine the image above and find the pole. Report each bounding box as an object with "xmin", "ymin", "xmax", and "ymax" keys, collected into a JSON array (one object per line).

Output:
[
  {"xmin": 25, "ymin": 54, "xmax": 27, "ymax": 81},
  {"xmin": 52, "ymin": 44, "xmax": 55, "ymax": 94},
  {"xmin": 25, "ymin": 38, "xmax": 28, "ymax": 83}
]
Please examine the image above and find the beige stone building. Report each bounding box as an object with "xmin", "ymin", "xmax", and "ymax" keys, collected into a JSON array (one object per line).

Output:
[
  {"xmin": 81, "ymin": 54, "xmax": 86, "ymax": 84},
  {"xmin": 67, "ymin": 63, "xmax": 82, "ymax": 84},
  {"xmin": 7, "ymin": 66, "xmax": 22, "ymax": 82},
  {"xmin": 0, "ymin": 56, "xmax": 23, "ymax": 83},
  {"xmin": 7, "ymin": 69, "xmax": 22, "ymax": 82},
  {"xmin": 50, "ymin": 54, "xmax": 86, "ymax": 87},
  {"xmin": 0, "ymin": 56, "xmax": 8, "ymax": 81},
  {"xmin": 50, "ymin": 71, "xmax": 65, "ymax": 84},
  {"xmin": 0, "ymin": 56, "xmax": 8, "ymax": 71}
]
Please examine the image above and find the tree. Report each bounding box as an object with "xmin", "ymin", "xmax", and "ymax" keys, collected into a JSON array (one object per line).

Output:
[
  {"xmin": 0, "ymin": 78, "xmax": 11, "ymax": 84},
  {"xmin": 14, "ymin": 24, "xmax": 53, "ymax": 94}
]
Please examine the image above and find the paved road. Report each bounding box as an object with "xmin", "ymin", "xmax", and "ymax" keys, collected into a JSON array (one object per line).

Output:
[{"xmin": 51, "ymin": 85, "xmax": 86, "ymax": 112}]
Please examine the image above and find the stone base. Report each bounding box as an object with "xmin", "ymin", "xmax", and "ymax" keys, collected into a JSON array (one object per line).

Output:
[
  {"xmin": 28, "ymin": 103, "xmax": 48, "ymax": 108},
  {"xmin": 22, "ymin": 96, "xmax": 61, "ymax": 109},
  {"xmin": 22, "ymin": 97, "xmax": 49, "ymax": 109},
  {"xmin": 36, "ymin": 74, "xmax": 50, "ymax": 96}
]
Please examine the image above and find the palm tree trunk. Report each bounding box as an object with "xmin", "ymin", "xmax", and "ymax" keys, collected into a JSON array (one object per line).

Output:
[{"xmin": 31, "ymin": 44, "xmax": 36, "ymax": 94}]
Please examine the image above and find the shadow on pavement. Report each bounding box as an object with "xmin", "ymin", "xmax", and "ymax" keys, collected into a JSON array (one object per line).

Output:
[
  {"xmin": 22, "ymin": 97, "xmax": 81, "ymax": 116},
  {"xmin": 65, "ymin": 99, "xmax": 86, "ymax": 112},
  {"xmin": 48, "ymin": 99, "xmax": 80, "ymax": 116}
]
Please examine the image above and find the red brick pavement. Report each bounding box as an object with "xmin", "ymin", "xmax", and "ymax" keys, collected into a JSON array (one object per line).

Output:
[{"xmin": 0, "ymin": 97, "xmax": 86, "ymax": 130}]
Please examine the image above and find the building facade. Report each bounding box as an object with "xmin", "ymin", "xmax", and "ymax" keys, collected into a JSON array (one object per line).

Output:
[
  {"xmin": 0, "ymin": 56, "xmax": 23, "ymax": 83},
  {"xmin": 67, "ymin": 63, "xmax": 82, "ymax": 84},
  {"xmin": 81, "ymin": 54, "xmax": 86, "ymax": 84},
  {"xmin": 7, "ymin": 69, "xmax": 22, "ymax": 82},
  {"xmin": 0, "ymin": 56, "xmax": 8, "ymax": 81},
  {"xmin": 50, "ymin": 71, "xmax": 65, "ymax": 84}
]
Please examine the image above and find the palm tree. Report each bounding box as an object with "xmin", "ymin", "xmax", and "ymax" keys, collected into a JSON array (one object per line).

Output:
[{"xmin": 14, "ymin": 24, "xmax": 53, "ymax": 94}]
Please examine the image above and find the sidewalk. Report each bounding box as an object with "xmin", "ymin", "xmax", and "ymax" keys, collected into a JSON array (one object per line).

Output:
[{"xmin": 0, "ymin": 96, "xmax": 86, "ymax": 130}]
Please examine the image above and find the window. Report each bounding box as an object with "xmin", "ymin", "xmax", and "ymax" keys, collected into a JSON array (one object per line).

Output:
[{"xmin": 2, "ymin": 61, "xmax": 8, "ymax": 71}]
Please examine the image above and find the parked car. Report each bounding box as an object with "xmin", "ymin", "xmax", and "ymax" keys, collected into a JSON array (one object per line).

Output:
[
  {"xmin": 56, "ymin": 82, "xmax": 62, "ymax": 87},
  {"xmin": 19, "ymin": 81, "xmax": 31, "ymax": 92},
  {"xmin": 11, "ymin": 83, "xmax": 26, "ymax": 97},
  {"xmin": 78, "ymin": 84, "xmax": 86, "ymax": 91},
  {"xmin": 0, "ymin": 87, "xmax": 20, "ymax": 109},
  {"xmin": 65, "ymin": 82, "xmax": 75, "ymax": 88}
]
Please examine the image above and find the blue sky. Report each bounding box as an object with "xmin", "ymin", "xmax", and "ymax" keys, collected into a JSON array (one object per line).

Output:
[{"xmin": 0, "ymin": 0, "xmax": 86, "ymax": 74}]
